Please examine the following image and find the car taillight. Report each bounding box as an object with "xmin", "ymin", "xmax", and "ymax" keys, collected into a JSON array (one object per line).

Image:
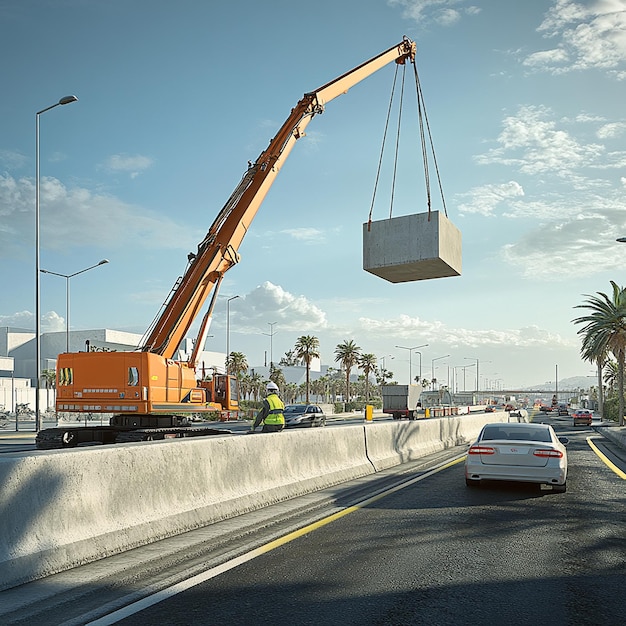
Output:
[
  {"xmin": 468, "ymin": 445, "xmax": 495, "ymax": 455},
  {"xmin": 533, "ymin": 449, "xmax": 563, "ymax": 458}
]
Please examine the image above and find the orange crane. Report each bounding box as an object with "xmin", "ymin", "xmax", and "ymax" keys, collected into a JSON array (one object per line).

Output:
[{"xmin": 37, "ymin": 37, "xmax": 417, "ymax": 448}]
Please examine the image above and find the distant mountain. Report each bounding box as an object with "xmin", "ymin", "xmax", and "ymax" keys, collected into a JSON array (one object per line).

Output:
[{"xmin": 522, "ymin": 376, "xmax": 597, "ymax": 392}]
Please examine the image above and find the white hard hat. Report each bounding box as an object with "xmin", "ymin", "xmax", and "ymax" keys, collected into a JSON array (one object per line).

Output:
[{"xmin": 266, "ymin": 381, "xmax": 279, "ymax": 392}]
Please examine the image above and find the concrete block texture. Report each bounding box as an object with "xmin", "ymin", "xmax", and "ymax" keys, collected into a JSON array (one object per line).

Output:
[{"xmin": 363, "ymin": 210, "xmax": 462, "ymax": 283}]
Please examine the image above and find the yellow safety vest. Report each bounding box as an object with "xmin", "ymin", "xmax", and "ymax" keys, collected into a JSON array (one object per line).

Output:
[{"xmin": 264, "ymin": 393, "xmax": 285, "ymax": 425}]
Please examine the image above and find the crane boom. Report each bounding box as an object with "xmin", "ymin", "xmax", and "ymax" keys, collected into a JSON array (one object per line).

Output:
[
  {"xmin": 141, "ymin": 37, "xmax": 416, "ymax": 360},
  {"xmin": 42, "ymin": 37, "xmax": 417, "ymax": 449}
]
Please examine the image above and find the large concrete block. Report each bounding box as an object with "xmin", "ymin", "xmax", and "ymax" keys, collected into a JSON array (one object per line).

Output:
[{"xmin": 363, "ymin": 211, "xmax": 462, "ymax": 283}]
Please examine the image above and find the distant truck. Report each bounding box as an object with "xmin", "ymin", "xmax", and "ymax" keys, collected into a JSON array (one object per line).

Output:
[{"xmin": 382, "ymin": 385, "xmax": 422, "ymax": 420}]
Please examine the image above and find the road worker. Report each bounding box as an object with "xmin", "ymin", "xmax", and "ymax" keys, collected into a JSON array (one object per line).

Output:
[{"xmin": 250, "ymin": 381, "xmax": 285, "ymax": 433}]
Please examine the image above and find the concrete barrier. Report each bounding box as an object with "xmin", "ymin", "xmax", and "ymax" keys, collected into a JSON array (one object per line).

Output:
[
  {"xmin": 363, "ymin": 413, "xmax": 490, "ymax": 470},
  {"xmin": 597, "ymin": 425, "xmax": 626, "ymax": 449},
  {"xmin": 0, "ymin": 413, "xmax": 515, "ymax": 591}
]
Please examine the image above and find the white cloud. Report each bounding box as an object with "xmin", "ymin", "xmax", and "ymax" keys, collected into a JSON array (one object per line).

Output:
[
  {"xmin": 526, "ymin": 0, "xmax": 626, "ymax": 77},
  {"xmin": 475, "ymin": 105, "xmax": 605, "ymax": 177},
  {"xmin": 503, "ymin": 208, "xmax": 626, "ymax": 279},
  {"xmin": 0, "ymin": 173, "xmax": 201, "ymax": 258},
  {"xmin": 387, "ymin": 0, "xmax": 480, "ymax": 26},
  {"xmin": 101, "ymin": 154, "xmax": 154, "ymax": 178},
  {"xmin": 227, "ymin": 281, "xmax": 327, "ymax": 333},
  {"xmin": 0, "ymin": 149, "xmax": 27, "ymax": 170},
  {"xmin": 357, "ymin": 314, "xmax": 573, "ymax": 348},
  {"xmin": 279, "ymin": 227, "xmax": 323, "ymax": 241},
  {"xmin": 597, "ymin": 121, "xmax": 626, "ymax": 138},
  {"xmin": 457, "ymin": 181, "xmax": 524, "ymax": 216},
  {"xmin": 0, "ymin": 310, "xmax": 64, "ymax": 333}
]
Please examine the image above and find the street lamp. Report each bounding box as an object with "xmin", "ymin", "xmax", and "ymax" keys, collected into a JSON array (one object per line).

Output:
[
  {"xmin": 414, "ymin": 350, "xmax": 425, "ymax": 382},
  {"xmin": 378, "ymin": 354, "xmax": 394, "ymax": 371},
  {"xmin": 226, "ymin": 295, "xmax": 240, "ymax": 374},
  {"xmin": 458, "ymin": 363, "xmax": 475, "ymax": 392},
  {"xmin": 464, "ymin": 357, "xmax": 479, "ymax": 392},
  {"xmin": 41, "ymin": 260, "xmax": 109, "ymax": 354},
  {"xmin": 431, "ymin": 354, "xmax": 450, "ymax": 387},
  {"xmin": 263, "ymin": 321, "xmax": 278, "ymax": 367},
  {"xmin": 35, "ymin": 95, "xmax": 78, "ymax": 432},
  {"xmin": 395, "ymin": 344, "xmax": 428, "ymax": 385}
]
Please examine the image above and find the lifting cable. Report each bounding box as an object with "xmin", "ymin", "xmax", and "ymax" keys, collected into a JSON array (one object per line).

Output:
[
  {"xmin": 367, "ymin": 63, "xmax": 400, "ymax": 230},
  {"xmin": 413, "ymin": 61, "xmax": 448, "ymax": 219},
  {"xmin": 389, "ymin": 63, "xmax": 406, "ymax": 219},
  {"xmin": 367, "ymin": 56, "xmax": 447, "ymax": 229}
]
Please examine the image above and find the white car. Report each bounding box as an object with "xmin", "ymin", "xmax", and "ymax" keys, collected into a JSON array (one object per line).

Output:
[
  {"xmin": 465, "ymin": 422, "xmax": 568, "ymax": 492},
  {"xmin": 283, "ymin": 404, "xmax": 326, "ymax": 428}
]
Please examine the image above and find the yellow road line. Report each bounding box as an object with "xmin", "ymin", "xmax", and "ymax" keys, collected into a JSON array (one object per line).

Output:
[
  {"xmin": 587, "ymin": 436, "xmax": 626, "ymax": 479},
  {"xmin": 87, "ymin": 454, "xmax": 465, "ymax": 625}
]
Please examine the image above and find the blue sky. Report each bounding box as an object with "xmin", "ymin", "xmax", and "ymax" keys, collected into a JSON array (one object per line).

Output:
[{"xmin": 1, "ymin": 0, "xmax": 626, "ymax": 389}]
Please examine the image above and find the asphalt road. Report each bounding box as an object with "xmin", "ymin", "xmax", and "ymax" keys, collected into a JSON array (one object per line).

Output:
[
  {"xmin": 111, "ymin": 417, "xmax": 626, "ymax": 626},
  {"xmin": 2, "ymin": 415, "xmax": 624, "ymax": 625}
]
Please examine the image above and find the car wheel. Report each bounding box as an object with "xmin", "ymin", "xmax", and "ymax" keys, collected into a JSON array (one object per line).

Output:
[
  {"xmin": 319, "ymin": 418, "xmax": 326, "ymax": 427},
  {"xmin": 465, "ymin": 477, "xmax": 480, "ymax": 488},
  {"xmin": 552, "ymin": 483, "xmax": 566, "ymax": 493}
]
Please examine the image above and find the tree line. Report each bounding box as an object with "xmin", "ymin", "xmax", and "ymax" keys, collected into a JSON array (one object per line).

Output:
[{"xmin": 225, "ymin": 336, "xmax": 395, "ymax": 406}]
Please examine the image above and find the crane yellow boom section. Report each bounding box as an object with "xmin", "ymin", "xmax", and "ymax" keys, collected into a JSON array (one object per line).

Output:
[
  {"xmin": 141, "ymin": 37, "xmax": 416, "ymax": 359},
  {"xmin": 51, "ymin": 37, "xmax": 416, "ymax": 427}
]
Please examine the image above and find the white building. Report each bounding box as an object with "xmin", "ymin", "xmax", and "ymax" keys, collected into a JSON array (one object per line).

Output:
[
  {"xmin": 0, "ymin": 327, "xmax": 229, "ymax": 414},
  {"xmin": 0, "ymin": 327, "xmax": 339, "ymax": 413}
]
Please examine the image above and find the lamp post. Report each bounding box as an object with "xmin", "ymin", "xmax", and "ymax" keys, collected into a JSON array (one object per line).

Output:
[
  {"xmin": 226, "ymin": 295, "xmax": 240, "ymax": 374},
  {"xmin": 263, "ymin": 321, "xmax": 278, "ymax": 367},
  {"xmin": 459, "ymin": 363, "xmax": 475, "ymax": 392},
  {"xmin": 378, "ymin": 354, "xmax": 393, "ymax": 370},
  {"xmin": 41, "ymin": 260, "xmax": 109, "ymax": 354},
  {"xmin": 464, "ymin": 357, "xmax": 480, "ymax": 392},
  {"xmin": 378, "ymin": 354, "xmax": 394, "ymax": 385},
  {"xmin": 431, "ymin": 354, "xmax": 450, "ymax": 388},
  {"xmin": 414, "ymin": 350, "xmax": 424, "ymax": 382},
  {"xmin": 395, "ymin": 344, "xmax": 428, "ymax": 385},
  {"xmin": 35, "ymin": 95, "xmax": 78, "ymax": 432}
]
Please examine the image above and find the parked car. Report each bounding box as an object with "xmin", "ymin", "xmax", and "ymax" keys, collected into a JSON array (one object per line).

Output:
[
  {"xmin": 465, "ymin": 422, "xmax": 568, "ymax": 492},
  {"xmin": 283, "ymin": 404, "xmax": 326, "ymax": 428},
  {"xmin": 572, "ymin": 409, "xmax": 593, "ymax": 427}
]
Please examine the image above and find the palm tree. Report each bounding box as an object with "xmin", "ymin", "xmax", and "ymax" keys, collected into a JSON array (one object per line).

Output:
[
  {"xmin": 269, "ymin": 363, "xmax": 286, "ymax": 393},
  {"xmin": 279, "ymin": 350, "xmax": 299, "ymax": 366},
  {"xmin": 249, "ymin": 370, "xmax": 263, "ymax": 401},
  {"xmin": 334, "ymin": 340, "xmax": 361, "ymax": 404},
  {"xmin": 573, "ymin": 281, "xmax": 626, "ymax": 426},
  {"xmin": 226, "ymin": 351, "xmax": 248, "ymax": 383},
  {"xmin": 358, "ymin": 353, "xmax": 377, "ymax": 402},
  {"xmin": 294, "ymin": 335, "xmax": 320, "ymax": 403},
  {"xmin": 42, "ymin": 369, "xmax": 56, "ymax": 412},
  {"xmin": 604, "ymin": 360, "xmax": 618, "ymax": 391},
  {"xmin": 311, "ymin": 378, "xmax": 324, "ymax": 402}
]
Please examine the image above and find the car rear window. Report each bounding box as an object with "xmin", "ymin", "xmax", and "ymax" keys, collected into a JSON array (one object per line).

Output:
[{"xmin": 481, "ymin": 426, "xmax": 551, "ymax": 442}]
